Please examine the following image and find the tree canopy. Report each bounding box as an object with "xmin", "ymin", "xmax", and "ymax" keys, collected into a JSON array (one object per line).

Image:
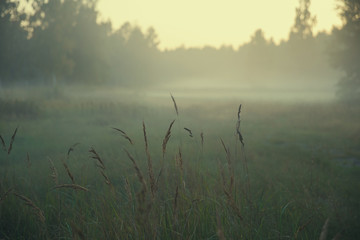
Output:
[
  {"xmin": 0, "ymin": 0, "xmax": 357, "ymax": 100},
  {"xmin": 330, "ymin": 0, "xmax": 360, "ymax": 103}
]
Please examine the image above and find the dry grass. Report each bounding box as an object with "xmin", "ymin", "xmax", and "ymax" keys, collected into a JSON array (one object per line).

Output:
[
  {"xmin": 124, "ymin": 149, "xmax": 147, "ymax": 191},
  {"xmin": 236, "ymin": 104, "xmax": 244, "ymax": 146},
  {"xmin": 124, "ymin": 148, "xmax": 152, "ymax": 224},
  {"xmin": 13, "ymin": 192, "xmax": 46, "ymax": 223},
  {"xmin": 162, "ymin": 119, "xmax": 175, "ymax": 158},
  {"xmin": 173, "ymin": 185, "xmax": 179, "ymax": 225},
  {"xmin": 1, "ymin": 99, "xmax": 357, "ymax": 239},
  {"xmin": 100, "ymin": 170, "xmax": 112, "ymax": 186},
  {"xmin": 62, "ymin": 159, "xmax": 75, "ymax": 184},
  {"xmin": 48, "ymin": 157, "xmax": 59, "ymax": 185},
  {"xmin": 184, "ymin": 127, "xmax": 193, "ymax": 137},
  {"xmin": 219, "ymin": 138, "xmax": 243, "ymax": 221},
  {"xmin": 124, "ymin": 177, "xmax": 133, "ymax": 202},
  {"xmin": 176, "ymin": 148, "xmax": 183, "ymax": 173},
  {"xmin": 143, "ymin": 121, "xmax": 156, "ymax": 198},
  {"xmin": 89, "ymin": 147, "xmax": 105, "ymax": 170},
  {"xmin": 0, "ymin": 134, "xmax": 6, "ymax": 152},
  {"xmin": 67, "ymin": 142, "xmax": 80, "ymax": 158},
  {"xmin": 7, "ymin": 126, "xmax": 18, "ymax": 155},
  {"xmin": 220, "ymin": 138, "xmax": 234, "ymax": 196},
  {"xmin": 170, "ymin": 93, "xmax": 179, "ymax": 116},
  {"xmin": 53, "ymin": 184, "xmax": 89, "ymax": 192},
  {"xmin": 112, "ymin": 127, "xmax": 134, "ymax": 145}
]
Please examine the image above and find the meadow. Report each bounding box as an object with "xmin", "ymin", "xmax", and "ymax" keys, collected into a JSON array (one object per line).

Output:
[{"xmin": 0, "ymin": 86, "xmax": 359, "ymax": 239}]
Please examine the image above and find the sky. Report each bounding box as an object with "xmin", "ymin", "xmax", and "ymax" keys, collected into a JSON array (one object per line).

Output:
[{"xmin": 97, "ymin": 0, "xmax": 342, "ymax": 50}]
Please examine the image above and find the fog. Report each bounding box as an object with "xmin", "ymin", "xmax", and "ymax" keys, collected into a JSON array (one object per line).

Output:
[
  {"xmin": 0, "ymin": 0, "xmax": 359, "ymax": 112},
  {"xmin": 1, "ymin": 1, "xmax": 360, "ymax": 239},
  {"xmin": 2, "ymin": 0, "xmax": 357, "ymax": 106}
]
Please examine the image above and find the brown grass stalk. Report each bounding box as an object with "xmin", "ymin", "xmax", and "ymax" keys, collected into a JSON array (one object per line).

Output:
[
  {"xmin": 162, "ymin": 120, "xmax": 175, "ymax": 158},
  {"xmin": 218, "ymin": 146, "xmax": 243, "ymax": 221},
  {"xmin": 53, "ymin": 184, "xmax": 89, "ymax": 192},
  {"xmin": 236, "ymin": 104, "xmax": 244, "ymax": 146},
  {"xmin": 184, "ymin": 127, "xmax": 193, "ymax": 137},
  {"xmin": 173, "ymin": 185, "xmax": 179, "ymax": 225},
  {"xmin": 62, "ymin": 159, "xmax": 75, "ymax": 184},
  {"xmin": 143, "ymin": 121, "xmax": 156, "ymax": 197},
  {"xmin": 124, "ymin": 148, "xmax": 150, "ymax": 219},
  {"xmin": 220, "ymin": 138, "xmax": 234, "ymax": 196},
  {"xmin": 176, "ymin": 148, "xmax": 183, "ymax": 173},
  {"xmin": 0, "ymin": 134, "xmax": 6, "ymax": 152},
  {"xmin": 100, "ymin": 170, "xmax": 112, "ymax": 186},
  {"xmin": 13, "ymin": 192, "xmax": 46, "ymax": 223},
  {"xmin": 124, "ymin": 177, "xmax": 133, "ymax": 202},
  {"xmin": 235, "ymin": 104, "xmax": 250, "ymax": 201},
  {"xmin": 67, "ymin": 142, "xmax": 80, "ymax": 158},
  {"xmin": 124, "ymin": 149, "xmax": 147, "ymax": 190},
  {"xmin": 112, "ymin": 127, "xmax": 134, "ymax": 145},
  {"xmin": 48, "ymin": 158, "xmax": 59, "ymax": 185},
  {"xmin": 89, "ymin": 147, "xmax": 105, "ymax": 170},
  {"xmin": 170, "ymin": 93, "xmax": 179, "ymax": 116},
  {"xmin": 225, "ymin": 190, "xmax": 243, "ymax": 220},
  {"xmin": 7, "ymin": 126, "xmax": 18, "ymax": 155}
]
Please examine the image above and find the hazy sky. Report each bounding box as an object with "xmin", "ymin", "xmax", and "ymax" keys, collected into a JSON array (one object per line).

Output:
[{"xmin": 97, "ymin": 0, "xmax": 342, "ymax": 50}]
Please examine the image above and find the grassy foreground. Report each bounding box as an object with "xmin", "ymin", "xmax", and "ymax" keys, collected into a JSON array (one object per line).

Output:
[{"xmin": 0, "ymin": 91, "xmax": 359, "ymax": 239}]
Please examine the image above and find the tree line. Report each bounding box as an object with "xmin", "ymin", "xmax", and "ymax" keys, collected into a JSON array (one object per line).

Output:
[{"xmin": 0, "ymin": 0, "xmax": 359, "ymax": 102}]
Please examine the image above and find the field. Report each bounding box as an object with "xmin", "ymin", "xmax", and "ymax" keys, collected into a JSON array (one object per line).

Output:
[{"xmin": 0, "ymin": 86, "xmax": 359, "ymax": 239}]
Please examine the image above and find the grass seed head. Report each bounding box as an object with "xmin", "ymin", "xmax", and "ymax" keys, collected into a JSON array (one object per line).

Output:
[
  {"xmin": 13, "ymin": 192, "xmax": 46, "ymax": 223},
  {"xmin": 170, "ymin": 93, "xmax": 179, "ymax": 116},
  {"xmin": 112, "ymin": 127, "xmax": 134, "ymax": 145},
  {"xmin": 7, "ymin": 126, "xmax": 18, "ymax": 155},
  {"xmin": 162, "ymin": 119, "xmax": 175, "ymax": 158}
]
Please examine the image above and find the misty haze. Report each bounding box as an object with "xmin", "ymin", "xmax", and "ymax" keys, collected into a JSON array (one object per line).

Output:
[{"xmin": 0, "ymin": 0, "xmax": 359, "ymax": 239}]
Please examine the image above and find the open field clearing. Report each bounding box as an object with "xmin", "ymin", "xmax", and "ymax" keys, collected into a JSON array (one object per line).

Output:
[{"xmin": 1, "ymin": 88, "xmax": 359, "ymax": 239}]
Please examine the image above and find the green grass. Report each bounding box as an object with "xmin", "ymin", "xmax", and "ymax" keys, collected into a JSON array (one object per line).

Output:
[{"xmin": 0, "ymin": 93, "xmax": 359, "ymax": 239}]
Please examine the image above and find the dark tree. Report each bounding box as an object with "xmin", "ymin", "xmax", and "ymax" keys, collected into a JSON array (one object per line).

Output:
[
  {"xmin": 289, "ymin": 0, "xmax": 317, "ymax": 40},
  {"xmin": 0, "ymin": 0, "xmax": 29, "ymax": 83},
  {"xmin": 330, "ymin": 0, "xmax": 360, "ymax": 103}
]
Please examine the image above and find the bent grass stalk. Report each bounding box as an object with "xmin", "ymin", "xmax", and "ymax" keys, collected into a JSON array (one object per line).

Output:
[
  {"xmin": 162, "ymin": 119, "xmax": 175, "ymax": 159},
  {"xmin": 89, "ymin": 147, "xmax": 105, "ymax": 170},
  {"xmin": 219, "ymin": 138, "xmax": 243, "ymax": 221},
  {"xmin": 62, "ymin": 159, "xmax": 75, "ymax": 184},
  {"xmin": 67, "ymin": 142, "xmax": 80, "ymax": 158},
  {"xmin": 7, "ymin": 126, "xmax": 18, "ymax": 155},
  {"xmin": 112, "ymin": 127, "xmax": 134, "ymax": 145},
  {"xmin": 0, "ymin": 134, "xmax": 6, "ymax": 152},
  {"xmin": 13, "ymin": 192, "xmax": 46, "ymax": 223},
  {"xmin": 53, "ymin": 184, "xmax": 89, "ymax": 192}
]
